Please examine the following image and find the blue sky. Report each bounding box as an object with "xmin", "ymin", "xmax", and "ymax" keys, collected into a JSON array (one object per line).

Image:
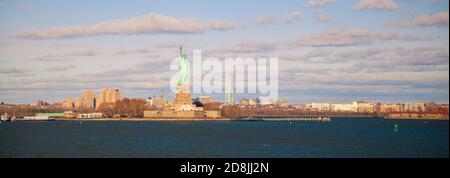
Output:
[{"xmin": 0, "ymin": 0, "xmax": 449, "ymax": 104}]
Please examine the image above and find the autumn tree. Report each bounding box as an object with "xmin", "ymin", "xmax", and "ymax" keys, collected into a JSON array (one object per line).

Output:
[{"xmin": 96, "ymin": 103, "xmax": 115, "ymax": 117}]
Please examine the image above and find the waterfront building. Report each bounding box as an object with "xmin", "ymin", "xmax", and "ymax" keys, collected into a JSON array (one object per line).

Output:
[
  {"xmin": 240, "ymin": 98, "xmax": 250, "ymax": 106},
  {"xmin": 248, "ymin": 99, "xmax": 258, "ymax": 106},
  {"xmin": 353, "ymin": 101, "xmax": 375, "ymax": 113},
  {"xmin": 36, "ymin": 112, "xmax": 65, "ymax": 119},
  {"xmin": 275, "ymin": 98, "xmax": 289, "ymax": 107},
  {"xmin": 401, "ymin": 102, "xmax": 426, "ymax": 112},
  {"xmin": 380, "ymin": 103, "xmax": 402, "ymax": 113},
  {"xmin": 97, "ymin": 87, "xmax": 123, "ymax": 108},
  {"xmin": 147, "ymin": 91, "xmax": 169, "ymax": 109},
  {"xmin": 311, "ymin": 103, "xmax": 332, "ymax": 111},
  {"xmin": 80, "ymin": 90, "xmax": 96, "ymax": 110},
  {"xmin": 260, "ymin": 98, "xmax": 273, "ymax": 105},
  {"xmin": 199, "ymin": 95, "xmax": 212, "ymax": 104},
  {"xmin": 146, "ymin": 97, "xmax": 154, "ymax": 107},
  {"xmin": 77, "ymin": 113, "xmax": 104, "ymax": 119},
  {"xmin": 331, "ymin": 103, "xmax": 356, "ymax": 112},
  {"xmin": 153, "ymin": 97, "xmax": 168, "ymax": 108},
  {"xmin": 294, "ymin": 104, "xmax": 309, "ymax": 110},
  {"xmin": 64, "ymin": 111, "xmax": 77, "ymax": 119},
  {"xmin": 36, "ymin": 100, "xmax": 49, "ymax": 107}
]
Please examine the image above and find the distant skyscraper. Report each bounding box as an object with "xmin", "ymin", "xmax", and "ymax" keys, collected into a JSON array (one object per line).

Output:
[
  {"xmin": 80, "ymin": 90, "xmax": 96, "ymax": 110},
  {"xmin": 224, "ymin": 73, "xmax": 234, "ymax": 105},
  {"xmin": 224, "ymin": 92, "xmax": 234, "ymax": 105},
  {"xmin": 97, "ymin": 87, "xmax": 123, "ymax": 108}
]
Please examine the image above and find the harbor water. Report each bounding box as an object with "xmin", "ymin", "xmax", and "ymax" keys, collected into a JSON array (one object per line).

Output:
[{"xmin": 0, "ymin": 117, "xmax": 448, "ymax": 158}]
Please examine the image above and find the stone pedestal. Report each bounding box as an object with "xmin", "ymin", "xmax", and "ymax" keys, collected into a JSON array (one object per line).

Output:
[{"xmin": 174, "ymin": 83, "xmax": 192, "ymax": 106}]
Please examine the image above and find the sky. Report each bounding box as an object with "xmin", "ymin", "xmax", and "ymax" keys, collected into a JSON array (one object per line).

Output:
[{"xmin": 0, "ymin": 0, "xmax": 449, "ymax": 104}]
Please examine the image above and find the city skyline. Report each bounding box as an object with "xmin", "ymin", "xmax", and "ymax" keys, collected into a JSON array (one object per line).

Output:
[{"xmin": 0, "ymin": 0, "xmax": 449, "ymax": 104}]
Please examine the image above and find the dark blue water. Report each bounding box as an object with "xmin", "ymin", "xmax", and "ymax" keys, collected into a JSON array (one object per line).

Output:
[{"xmin": 0, "ymin": 118, "xmax": 448, "ymax": 158}]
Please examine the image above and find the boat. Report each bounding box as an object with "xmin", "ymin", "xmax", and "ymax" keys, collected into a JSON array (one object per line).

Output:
[
  {"xmin": 319, "ymin": 117, "xmax": 331, "ymax": 122},
  {"xmin": 1, "ymin": 113, "xmax": 11, "ymax": 122},
  {"xmin": 19, "ymin": 116, "xmax": 54, "ymax": 121}
]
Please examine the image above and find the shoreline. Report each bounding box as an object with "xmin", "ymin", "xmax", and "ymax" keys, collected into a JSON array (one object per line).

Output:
[
  {"xmin": 54, "ymin": 118, "xmax": 234, "ymax": 122},
  {"xmin": 44, "ymin": 116, "xmax": 449, "ymax": 122},
  {"xmin": 384, "ymin": 117, "xmax": 449, "ymax": 121}
]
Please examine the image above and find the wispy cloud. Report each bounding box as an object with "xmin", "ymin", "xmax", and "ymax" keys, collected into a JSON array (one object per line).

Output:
[
  {"xmin": 254, "ymin": 12, "xmax": 303, "ymax": 25},
  {"xmin": 280, "ymin": 46, "xmax": 449, "ymax": 74},
  {"xmin": 386, "ymin": 12, "xmax": 449, "ymax": 28},
  {"xmin": 0, "ymin": 68, "xmax": 27, "ymax": 74},
  {"xmin": 12, "ymin": 13, "xmax": 238, "ymax": 39},
  {"xmin": 294, "ymin": 28, "xmax": 397, "ymax": 47},
  {"xmin": 46, "ymin": 65, "xmax": 75, "ymax": 71},
  {"xmin": 155, "ymin": 40, "xmax": 183, "ymax": 48},
  {"xmin": 353, "ymin": 0, "xmax": 398, "ymax": 10},
  {"xmin": 115, "ymin": 49, "xmax": 152, "ymax": 55},
  {"xmin": 31, "ymin": 50, "xmax": 101, "ymax": 62},
  {"xmin": 255, "ymin": 16, "xmax": 276, "ymax": 25},
  {"xmin": 281, "ymin": 12, "xmax": 304, "ymax": 24},
  {"xmin": 207, "ymin": 41, "xmax": 276, "ymax": 54},
  {"xmin": 308, "ymin": 0, "xmax": 335, "ymax": 8}
]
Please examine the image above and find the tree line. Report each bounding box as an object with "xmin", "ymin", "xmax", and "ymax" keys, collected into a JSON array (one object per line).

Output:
[{"xmin": 96, "ymin": 98, "xmax": 146, "ymax": 118}]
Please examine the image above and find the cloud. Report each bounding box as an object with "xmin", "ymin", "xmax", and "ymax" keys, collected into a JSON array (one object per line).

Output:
[
  {"xmin": 31, "ymin": 50, "xmax": 101, "ymax": 62},
  {"xmin": 115, "ymin": 49, "xmax": 152, "ymax": 55},
  {"xmin": 294, "ymin": 28, "xmax": 397, "ymax": 47},
  {"xmin": 353, "ymin": 0, "xmax": 398, "ymax": 10},
  {"xmin": 0, "ymin": 67, "xmax": 34, "ymax": 77},
  {"xmin": 207, "ymin": 41, "xmax": 276, "ymax": 54},
  {"xmin": 255, "ymin": 16, "xmax": 276, "ymax": 25},
  {"xmin": 387, "ymin": 12, "xmax": 449, "ymax": 28},
  {"xmin": 46, "ymin": 65, "xmax": 75, "ymax": 71},
  {"xmin": 155, "ymin": 40, "xmax": 183, "ymax": 48},
  {"xmin": 145, "ymin": 54, "xmax": 161, "ymax": 59},
  {"xmin": 12, "ymin": 13, "xmax": 238, "ymax": 39},
  {"xmin": 0, "ymin": 68, "xmax": 27, "ymax": 74},
  {"xmin": 254, "ymin": 13, "xmax": 303, "ymax": 25},
  {"xmin": 352, "ymin": 47, "xmax": 449, "ymax": 73},
  {"xmin": 281, "ymin": 12, "xmax": 304, "ymax": 24},
  {"xmin": 279, "ymin": 47, "xmax": 383, "ymax": 63},
  {"xmin": 279, "ymin": 46, "xmax": 449, "ymax": 71},
  {"xmin": 207, "ymin": 20, "xmax": 238, "ymax": 31},
  {"xmin": 308, "ymin": 0, "xmax": 335, "ymax": 8}
]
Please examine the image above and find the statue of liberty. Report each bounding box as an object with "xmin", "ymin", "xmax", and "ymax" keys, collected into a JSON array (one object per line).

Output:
[
  {"xmin": 178, "ymin": 46, "xmax": 190, "ymax": 85},
  {"xmin": 174, "ymin": 46, "xmax": 193, "ymax": 106}
]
